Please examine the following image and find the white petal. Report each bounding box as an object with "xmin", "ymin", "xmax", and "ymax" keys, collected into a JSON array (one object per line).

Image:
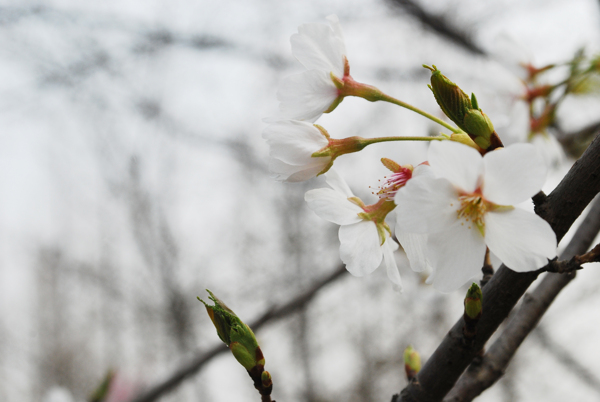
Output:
[
  {"xmin": 426, "ymin": 222, "xmax": 487, "ymax": 293},
  {"xmin": 305, "ymin": 188, "xmax": 362, "ymax": 225},
  {"xmin": 381, "ymin": 238, "xmax": 402, "ymax": 292},
  {"xmin": 339, "ymin": 221, "xmax": 382, "ymax": 276},
  {"xmin": 324, "ymin": 169, "xmax": 354, "ymax": 197},
  {"xmin": 429, "ymin": 140, "xmax": 484, "ymax": 193},
  {"xmin": 292, "ymin": 18, "xmax": 346, "ymax": 77},
  {"xmin": 485, "ymin": 208, "xmax": 557, "ymax": 272},
  {"xmin": 394, "ymin": 176, "xmax": 459, "ymax": 234},
  {"xmin": 277, "ymin": 70, "xmax": 339, "ymax": 122},
  {"xmin": 269, "ymin": 157, "xmax": 328, "ymax": 182},
  {"xmin": 262, "ymin": 120, "xmax": 329, "ymax": 165},
  {"xmin": 395, "ymin": 231, "xmax": 430, "ymax": 273},
  {"xmin": 326, "ymin": 15, "xmax": 346, "ymax": 54},
  {"xmin": 482, "ymin": 143, "xmax": 547, "ymax": 205},
  {"xmin": 412, "ymin": 163, "xmax": 435, "ymax": 179}
]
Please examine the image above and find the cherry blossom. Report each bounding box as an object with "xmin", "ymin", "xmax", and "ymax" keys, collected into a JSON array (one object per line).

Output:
[
  {"xmin": 262, "ymin": 120, "xmax": 331, "ymax": 182},
  {"xmin": 395, "ymin": 141, "xmax": 557, "ymax": 292},
  {"xmin": 274, "ymin": 15, "xmax": 348, "ymax": 122},
  {"xmin": 305, "ymin": 169, "xmax": 402, "ymax": 290}
]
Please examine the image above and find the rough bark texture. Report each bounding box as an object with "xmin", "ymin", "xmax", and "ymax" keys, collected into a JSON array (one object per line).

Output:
[{"xmin": 399, "ymin": 133, "xmax": 600, "ymax": 402}]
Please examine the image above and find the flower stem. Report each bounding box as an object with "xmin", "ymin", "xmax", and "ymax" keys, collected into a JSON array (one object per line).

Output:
[
  {"xmin": 376, "ymin": 93, "xmax": 464, "ymax": 134},
  {"xmin": 359, "ymin": 135, "xmax": 447, "ymax": 148}
]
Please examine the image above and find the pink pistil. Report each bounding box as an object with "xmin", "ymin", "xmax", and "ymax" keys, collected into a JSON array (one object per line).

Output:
[{"xmin": 372, "ymin": 167, "xmax": 413, "ymax": 200}]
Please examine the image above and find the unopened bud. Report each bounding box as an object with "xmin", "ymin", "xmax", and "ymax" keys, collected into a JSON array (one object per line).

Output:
[
  {"xmin": 261, "ymin": 371, "xmax": 273, "ymax": 388},
  {"xmin": 425, "ymin": 65, "xmax": 502, "ymax": 151},
  {"xmin": 464, "ymin": 283, "xmax": 483, "ymax": 320},
  {"xmin": 199, "ymin": 290, "xmax": 265, "ymax": 371},
  {"xmin": 403, "ymin": 345, "xmax": 421, "ymax": 381}
]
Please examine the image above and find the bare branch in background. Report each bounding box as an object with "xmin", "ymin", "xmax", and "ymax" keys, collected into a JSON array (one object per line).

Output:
[
  {"xmin": 555, "ymin": 121, "xmax": 600, "ymax": 159},
  {"xmin": 444, "ymin": 195, "xmax": 600, "ymax": 401},
  {"xmin": 385, "ymin": 0, "xmax": 486, "ymax": 56},
  {"xmin": 533, "ymin": 327, "xmax": 600, "ymax": 393},
  {"xmin": 398, "ymin": 133, "xmax": 600, "ymax": 401},
  {"xmin": 128, "ymin": 265, "xmax": 347, "ymax": 402}
]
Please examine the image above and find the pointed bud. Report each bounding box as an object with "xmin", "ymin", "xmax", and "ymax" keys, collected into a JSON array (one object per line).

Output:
[
  {"xmin": 425, "ymin": 65, "xmax": 503, "ymax": 151},
  {"xmin": 403, "ymin": 345, "xmax": 421, "ymax": 381},
  {"xmin": 261, "ymin": 371, "xmax": 273, "ymax": 389},
  {"xmin": 464, "ymin": 283, "xmax": 483, "ymax": 321},
  {"xmin": 199, "ymin": 290, "xmax": 264, "ymax": 371},
  {"xmin": 89, "ymin": 370, "xmax": 115, "ymax": 402}
]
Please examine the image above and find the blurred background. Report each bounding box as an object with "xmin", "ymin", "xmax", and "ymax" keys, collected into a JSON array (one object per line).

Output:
[{"xmin": 2, "ymin": 0, "xmax": 600, "ymax": 401}]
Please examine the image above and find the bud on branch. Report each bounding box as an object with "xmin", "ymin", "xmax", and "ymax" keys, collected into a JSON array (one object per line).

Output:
[{"xmin": 199, "ymin": 290, "xmax": 274, "ymax": 401}]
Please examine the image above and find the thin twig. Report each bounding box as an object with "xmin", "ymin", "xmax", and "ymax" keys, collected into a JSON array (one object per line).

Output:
[
  {"xmin": 399, "ymin": 133, "xmax": 600, "ymax": 402},
  {"xmin": 480, "ymin": 248, "xmax": 493, "ymax": 288},
  {"xmin": 444, "ymin": 195, "xmax": 600, "ymax": 401},
  {"xmin": 533, "ymin": 326, "xmax": 600, "ymax": 394},
  {"xmin": 127, "ymin": 265, "xmax": 347, "ymax": 402},
  {"xmin": 386, "ymin": 0, "xmax": 486, "ymax": 56}
]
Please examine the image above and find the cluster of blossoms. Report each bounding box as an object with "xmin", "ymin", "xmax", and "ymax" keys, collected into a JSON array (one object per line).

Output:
[{"xmin": 263, "ymin": 16, "xmax": 558, "ymax": 292}]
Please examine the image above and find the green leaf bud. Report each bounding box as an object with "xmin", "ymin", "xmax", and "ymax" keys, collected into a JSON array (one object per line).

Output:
[
  {"xmin": 89, "ymin": 370, "xmax": 115, "ymax": 402},
  {"xmin": 261, "ymin": 371, "xmax": 273, "ymax": 389},
  {"xmin": 199, "ymin": 290, "xmax": 263, "ymax": 371},
  {"xmin": 403, "ymin": 345, "xmax": 421, "ymax": 381},
  {"xmin": 464, "ymin": 283, "xmax": 483, "ymax": 320}
]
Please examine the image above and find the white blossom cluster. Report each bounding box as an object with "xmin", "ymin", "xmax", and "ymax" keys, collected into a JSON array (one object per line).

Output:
[{"xmin": 263, "ymin": 15, "xmax": 557, "ymax": 292}]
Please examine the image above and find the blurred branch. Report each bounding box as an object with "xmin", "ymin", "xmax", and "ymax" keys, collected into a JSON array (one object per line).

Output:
[
  {"xmin": 555, "ymin": 121, "xmax": 600, "ymax": 159},
  {"xmin": 385, "ymin": 0, "xmax": 486, "ymax": 56},
  {"xmin": 532, "ymin": 326, "xmax": 600, "ymax": 393},
  {"xmin": 128, "ymin": 265, "xmax": 347, "ymax": 402},
  {"xmin": 444, "ymin": 195, "xmax": 600, "ymax": 401},
  {"xmin": 398, "ymin": 133, "xmax": 600, "ymax": 402}
]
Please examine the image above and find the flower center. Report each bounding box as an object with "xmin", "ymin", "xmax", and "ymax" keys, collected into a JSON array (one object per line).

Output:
[
  {"xmin": 456, "ymin": 193, "xmax": 487, "ymax": 236},
  {"xmin": 370, "ymin": 167, "xmax": 413, "ymax": 200}
]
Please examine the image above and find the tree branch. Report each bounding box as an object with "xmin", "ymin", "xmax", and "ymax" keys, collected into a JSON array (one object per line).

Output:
[
  {"xmin": 127, "ymin": 265, "xmax": 347, "ymax": 402},
  {"xmin": 385, "ymin": 0, "xmax": 486, "ymax": 56},
  {"xmin": 444, "ymin": 195, "xmax": 600, "ymax": 401},
  {"xmin": 399, "ymin": 133, "xmax": 600, "ymax": 402},
  {"xmin": 555, "ymin": 121, "xmax": 600, "ymax": 159},
  {"xmin": 533, "ymin": 326, "xmax": 600, "ymax": 393}
]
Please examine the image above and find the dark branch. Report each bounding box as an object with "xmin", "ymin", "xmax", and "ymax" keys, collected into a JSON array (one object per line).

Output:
[
  {"xmin": 127, "ymin": 265, "xmax": 347, "ymax": 402},
  {"xmin": 399, "ymin": 133, "xmax": 600, "ymax": 402},
  {"xmin": 385, "ymin": 0, "xmax": 486, "ymax": 56},
  {"xmin": 444, "ymin": 195, "xmax": 600, "ymax": 401}
]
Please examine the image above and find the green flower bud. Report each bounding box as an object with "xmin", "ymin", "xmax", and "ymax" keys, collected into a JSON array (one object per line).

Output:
[
  {"xmin": 464, "ymin": 283, "xmax": 483, "ymax": 320},
  {"xmin": 261, "ymin": 371, "xmax": 273, "ymax": 388},
  {"xmin": 199, "ymin": 290, "xmax": 264, "ymax": 371},
  {"xmin": 425, "ymin": 65, "xmax": 502, "ymax": 151},
  {"xmin": 403, "ymin": 345, "xmax": 421, "ymax": 381}
]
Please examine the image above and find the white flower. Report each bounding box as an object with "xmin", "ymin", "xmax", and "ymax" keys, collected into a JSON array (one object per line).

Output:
[
  {"xmin": 275, "ymin": 15, "xmax": 347, "ymax": 123},
  {"xmin": 395, "ymin": 141, "xmax": 557, "ymax": 292},
  {"xmin": 305, "ymin": 169, "xmax": 403, "ymax": 291},
  {"xmin": 262, "ymin": 120, "xmax": 330, "ymax": 182}
]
